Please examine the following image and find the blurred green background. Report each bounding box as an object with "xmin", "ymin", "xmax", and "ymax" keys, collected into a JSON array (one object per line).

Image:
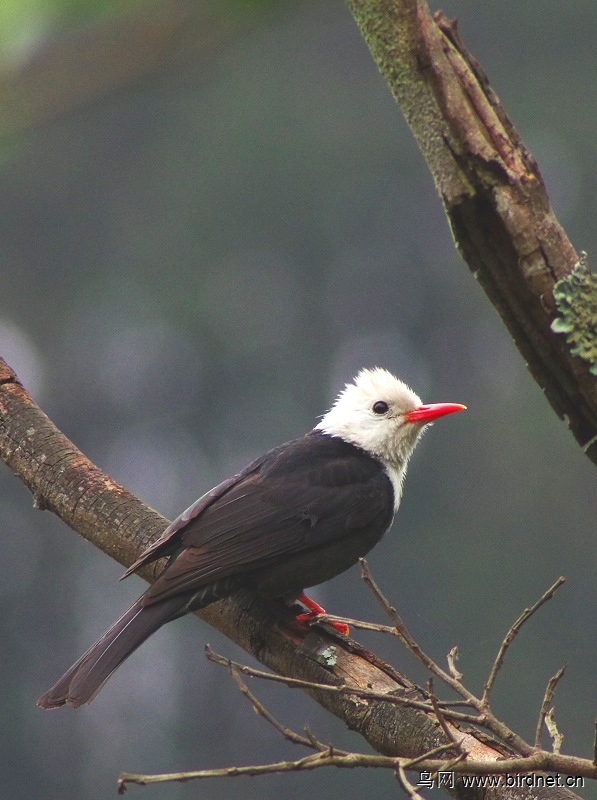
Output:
[{"xmin": 1, "ymin": 1, "xmax": 596, "ymax": 798}]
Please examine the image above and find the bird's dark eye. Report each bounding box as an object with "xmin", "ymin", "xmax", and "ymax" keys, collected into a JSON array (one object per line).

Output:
[{"xmin": 372, "ymin": 401, "xmax": 389, "ymax": 415}]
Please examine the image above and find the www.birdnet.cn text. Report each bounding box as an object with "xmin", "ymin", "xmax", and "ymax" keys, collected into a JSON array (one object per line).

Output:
[{"xmin": 418, "ymin": 771, "xmax": 585, "ymax": 790}]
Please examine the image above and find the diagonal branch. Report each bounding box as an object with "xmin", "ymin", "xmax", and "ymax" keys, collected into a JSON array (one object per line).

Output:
[
  {"xmin": 345, "ymin": 0, "xmax": 597, "ymax": 463},
  {"xmin": 483, "ymin": 577, "xmax": 566, "ymax": 704}
]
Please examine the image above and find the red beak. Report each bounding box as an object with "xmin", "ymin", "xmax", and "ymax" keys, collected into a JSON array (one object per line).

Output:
[{"xmin": 404, "ymin": 402, "xmax": 466, "ymax": 423}]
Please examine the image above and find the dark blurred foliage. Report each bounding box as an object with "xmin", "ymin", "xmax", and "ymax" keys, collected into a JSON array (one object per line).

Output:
[{"xmin": 0, "ymin": 2, "xmax": 596, "ymax": 799}]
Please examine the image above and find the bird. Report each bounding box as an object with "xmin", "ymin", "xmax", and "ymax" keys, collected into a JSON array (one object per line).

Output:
[{"xmin": 37, "ymin": 367, "xmax": 465, "ymax": 709}]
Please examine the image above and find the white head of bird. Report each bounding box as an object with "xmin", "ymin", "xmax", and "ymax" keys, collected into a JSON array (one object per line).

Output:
[{"xmin": 316, "ymin": 367, "xmax": 465, "ymax": 505}]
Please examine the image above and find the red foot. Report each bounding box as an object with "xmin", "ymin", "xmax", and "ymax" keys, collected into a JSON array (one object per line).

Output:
[{"xmin": 295, "ymin": 593, "xmax": 350, "ymax": 635}]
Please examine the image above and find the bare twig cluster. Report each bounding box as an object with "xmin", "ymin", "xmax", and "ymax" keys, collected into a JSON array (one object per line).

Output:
[{"xmin": 118, "ymin": 562, "xmax": 597, "ymax": 795}]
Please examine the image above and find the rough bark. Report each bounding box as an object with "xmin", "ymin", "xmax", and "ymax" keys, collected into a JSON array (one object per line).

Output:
[{"xmin": 345, "ymin": 0, "xmax": 597, "ymax": 464}]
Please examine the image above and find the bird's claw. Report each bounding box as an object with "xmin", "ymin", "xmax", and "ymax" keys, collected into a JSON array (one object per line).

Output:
[
  {"xmin": 295, "ymin": 611, "xmax": 350, "ymax": 635},
  {"xmin": 295, "ymin": 594, "xmax": 350, "ymax": 635}
]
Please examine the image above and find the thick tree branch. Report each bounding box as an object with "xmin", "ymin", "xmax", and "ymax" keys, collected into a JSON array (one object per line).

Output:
[{"xmin": 345, "ymin": 0, "xmax": 597, "ymax": 464}]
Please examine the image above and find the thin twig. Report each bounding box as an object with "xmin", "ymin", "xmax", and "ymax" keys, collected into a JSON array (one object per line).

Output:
[
  {"xmin": 228, "ymin": 663, "xmax": 330, "ymax": 752},
  {"xmin": 427, "ymin": 677, "xmax": 461, "ymax": 751},
  {"xmin": 447, "ymin": 647, "xmax": 463, "ymax": 681},
  {"xmin": 402, "ymin": 742, "xmax": 468, "ymax": 770},
  {"xmin": 360, "ymin": 558, "xmax": 409, "ymax": 631},
  {"xmin": 483, "ymin": 577, "xmax": 566, "ymax": 704},
  {"xmin": 304, "ymin": 725, "xmax": 325, "ymax": 750},
  {"xmin": 118, "ymin": 748, "xmax": 456, "ymax": 792},
  {"xmin": 544, "ymin": 708, "xmax": 564, "ymax": 755},
  {"xmin": 118, "ymin": 750, "xmax": 341, "ymax": 792},
  {"xmin": 205, "ymin": 646, "xmax": 483, "ymax": 724},
  {"xmin": 311, "ymin": 613, "xmax": 396, "ymax": 635},
  {"xmin": 396, "ymin": 763, "xmax": 426, "ymax": 800},
  {"xmin": 534, "ymin": 665, "xmax": 567, "ymax": 748},
  {"xmin": 359, "ymin": 560, "xmax": 478, "ymax": 706},
  {"xmin": 439, "ymin": 751, "xmax": 468, "ymax": 773}
]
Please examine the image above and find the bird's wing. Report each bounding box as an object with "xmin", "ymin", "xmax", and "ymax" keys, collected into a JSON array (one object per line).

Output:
[
  {"xmin": 120, "ymin": 472, "xmax": 248, "ymax": 579},
  {"xmin": 142, "ymin": 434, "xmax": 393, "ymax": 603}
]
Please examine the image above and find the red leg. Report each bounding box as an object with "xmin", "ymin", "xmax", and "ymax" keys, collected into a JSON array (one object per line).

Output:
[{"xmin": 294, "ymin": 593, "xmax": 349, "ymax": 635}]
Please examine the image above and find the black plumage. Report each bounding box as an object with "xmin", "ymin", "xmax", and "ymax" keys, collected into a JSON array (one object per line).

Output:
[{"xmin": 38, "ymin": 431, "xmax": 393, "ymax": 708}]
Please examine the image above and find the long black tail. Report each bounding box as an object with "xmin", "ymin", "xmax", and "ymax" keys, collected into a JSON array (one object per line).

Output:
[{"xmin": 37, "ymin": 595, "xmax": 185, "ymax": 709}]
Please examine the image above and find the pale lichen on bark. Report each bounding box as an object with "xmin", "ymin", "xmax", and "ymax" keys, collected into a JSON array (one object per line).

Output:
[{"xmin": 552, "ymin": 253, "xmax": 597, "ymax": 376}]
